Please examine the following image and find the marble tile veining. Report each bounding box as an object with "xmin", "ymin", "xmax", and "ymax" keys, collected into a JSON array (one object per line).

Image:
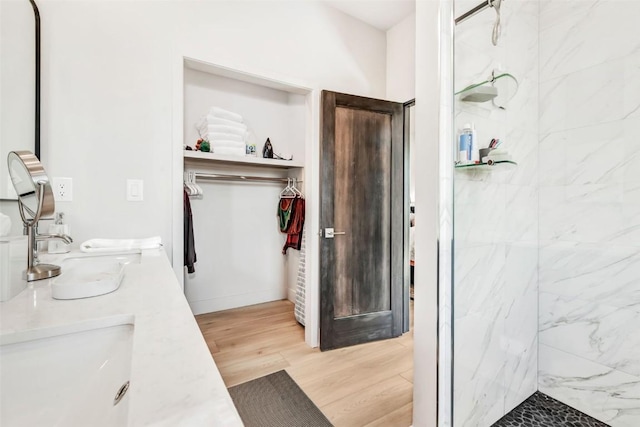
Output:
[
  {"xmin": 539, "ymin": 0, "xmax": 640, "ymax": 81},
  {"xmin": 540, "ymin": 292, "xmax": 640, "ymax": 376},
  {"xmin": 539, "ymin": 345, "xmax": 640, "ymax": 427}
]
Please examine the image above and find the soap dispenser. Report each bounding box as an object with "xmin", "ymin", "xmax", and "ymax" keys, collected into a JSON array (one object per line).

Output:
[{"xmin": 48, "ymin": 212, "xmax": 70, "ymax": 254}]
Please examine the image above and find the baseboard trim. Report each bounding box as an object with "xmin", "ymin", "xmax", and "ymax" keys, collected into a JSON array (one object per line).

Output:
[
  {"xmin": 189, "ymin": 289, "xmax": 288, "ymax": 315},
  {"xmin": 287, "ymin": 287, "xmax": 296, "ymax": 304}
]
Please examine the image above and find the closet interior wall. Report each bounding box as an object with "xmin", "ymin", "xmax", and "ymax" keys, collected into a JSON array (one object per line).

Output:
[{"xmin": 183, "ymin": 68, "xmax": 306, "ymax": 315}]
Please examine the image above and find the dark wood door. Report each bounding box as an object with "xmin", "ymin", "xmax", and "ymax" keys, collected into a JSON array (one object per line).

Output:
[{"xmin": 320, "ymin": 90, "xmax": 405, "ymax": 351}]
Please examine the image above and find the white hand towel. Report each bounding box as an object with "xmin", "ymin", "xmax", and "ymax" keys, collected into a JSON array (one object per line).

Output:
[
  {"xmin": 209, "ymin": 107, "xmax": 243, "ymax": 123},
  {"xmin": 208, "ymin": 125, "xmax": 247, "ymax": 138},
  {"xmin": 80, "ymin": 236, "xmax": 162, "ymax": 253},
  {"xmin": 214, "ymin": 147, "xmax": 246, "ymax": 156},
  {"xmin": 208, "ymin": 132, "xmax": 243, "ymax": 143},
  {"xmin": 206, "ymin": 116, "xmax": 248, "ymax": 130}
]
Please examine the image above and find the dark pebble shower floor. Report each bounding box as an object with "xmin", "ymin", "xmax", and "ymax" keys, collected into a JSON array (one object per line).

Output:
[{"xmin": 491, "ymin": 392, "xmax": 610, "ymax": 427}]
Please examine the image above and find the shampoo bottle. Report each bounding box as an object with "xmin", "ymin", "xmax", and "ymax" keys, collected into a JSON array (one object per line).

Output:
[
  {"xmin": 48, "ymin": 212, "xmax": 70, "ymax": 254},
  {"xmin": 470, "ymin": 123, "xmax": 479, "ymax": 163},
  {"xmin": 458, "ymin": 124, "xmax": 472, "ymax": 163}
]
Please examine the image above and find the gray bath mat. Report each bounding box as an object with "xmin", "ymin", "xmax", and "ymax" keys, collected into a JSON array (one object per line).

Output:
[{"xmin": 228, "ymin": 370, "xmax": 333, "ymax": 427}]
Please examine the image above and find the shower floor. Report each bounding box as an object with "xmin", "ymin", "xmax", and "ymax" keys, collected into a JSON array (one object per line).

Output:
[{"xmin": 491, "ymin": 391, "xmax": 610, "ymax": 427}]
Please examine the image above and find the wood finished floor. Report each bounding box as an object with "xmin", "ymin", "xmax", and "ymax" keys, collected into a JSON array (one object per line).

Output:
[{"xmin": 196, "ymin": 300, "xmax": 414, "ymax": 427}]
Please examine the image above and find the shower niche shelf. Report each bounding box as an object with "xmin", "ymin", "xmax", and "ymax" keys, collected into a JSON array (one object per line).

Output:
[{"xmin": 455, "ymin": 160, "xmax": 517, "ymax": 171}]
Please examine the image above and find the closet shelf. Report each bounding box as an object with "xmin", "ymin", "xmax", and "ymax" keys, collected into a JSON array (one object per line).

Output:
[
  {"xmin": 454, "ymin": 160, "xmax": 517, "ymax": 171},
  {"xmin": 184, "ymin": 150, "xmax": 304, "ymax": 169}
]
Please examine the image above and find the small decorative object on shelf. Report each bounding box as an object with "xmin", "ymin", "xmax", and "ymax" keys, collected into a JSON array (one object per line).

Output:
[
  {"xmin": 194, "ymin": 138, "xmax": 211, "ymax": 152},
  {"xmin": 262, "ymin": 138, "xmax": 274, "ymax": 158},
  {"xmin": 246, "ymin": 143, "xmax": 257, "ymax": 157}
]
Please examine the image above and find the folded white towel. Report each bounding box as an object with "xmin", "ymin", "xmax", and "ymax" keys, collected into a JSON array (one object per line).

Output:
[
  {"xmin": 80, "ymin": 236, "xmax": 162, "ymax": 253},
  {"xmin": 208, "ymin": 125, "xmax": 247, "ymax": 138},
  {"xmin": 212, "ymin": 140, "xmax": 246, "ymax": 149},
  {"xmin": 214, "ymin": 147, "xmax": 246, "ymax": 156},
  {"xmin": 208, "ymin": 132, "xmax": 243, "ymax": 143},
  {"xmin": 209, "ymin": 107, "xmax": 243, "ymax": 123},
  {"xmin": 206, "ymin": 116, "xmax": 248, "ymax": 130}
]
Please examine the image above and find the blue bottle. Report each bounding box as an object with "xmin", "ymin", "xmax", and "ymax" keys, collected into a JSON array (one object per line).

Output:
[{"xmin": 458, "ymin": 124, "xmax": 473, "ymax": 163}]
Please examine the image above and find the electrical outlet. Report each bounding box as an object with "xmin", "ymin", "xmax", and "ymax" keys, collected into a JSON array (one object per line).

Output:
[{"xmin": 52, "ymin": 177, "xmax": 73, "ymax": 202}]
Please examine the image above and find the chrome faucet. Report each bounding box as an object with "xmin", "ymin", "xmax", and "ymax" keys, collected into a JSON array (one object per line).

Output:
[{"xmin": 35, "ymin": 228, "xmax": 73, "ymax": 245}]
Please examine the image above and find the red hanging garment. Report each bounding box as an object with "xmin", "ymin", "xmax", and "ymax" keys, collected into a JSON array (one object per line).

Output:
[{"xmin": 282, "ymin": 197, "xmax": 305, "ymax": 254}]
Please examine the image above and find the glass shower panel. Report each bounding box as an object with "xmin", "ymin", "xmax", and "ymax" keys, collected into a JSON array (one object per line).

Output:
[{"xmin": 451, "ymin": 0, "xmax": 540, "ymax": 425}]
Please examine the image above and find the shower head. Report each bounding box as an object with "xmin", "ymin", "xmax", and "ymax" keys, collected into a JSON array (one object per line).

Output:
[{"xmin": 490, "ymin": 0, "xmax": 502, "ymax": 46}]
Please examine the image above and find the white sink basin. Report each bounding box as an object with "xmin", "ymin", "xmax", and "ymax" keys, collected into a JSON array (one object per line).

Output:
[
  {"xmin": 51, "ymin": 252, "xmax": 141, "ymax": 300},
  {"xmin": 0, "ymin": 315, "xmax": 135, "ymax": 427}
]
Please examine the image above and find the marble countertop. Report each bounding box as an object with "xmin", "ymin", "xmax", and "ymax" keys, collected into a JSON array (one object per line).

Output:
[{"xmin": 0, "ymin": 249, "xmax": 243, "ymax": 426}]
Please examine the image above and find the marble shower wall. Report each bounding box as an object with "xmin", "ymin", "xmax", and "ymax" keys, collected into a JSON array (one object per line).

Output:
[
  {"xmin": 537, "ymin": 1, "xmax": 640, "ymax": 426},
  {"xmin": 453, "ymin": 1, "xmax": 539, "ymax": 426}
]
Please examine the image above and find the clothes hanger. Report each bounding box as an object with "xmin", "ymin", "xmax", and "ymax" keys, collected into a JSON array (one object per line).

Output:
[
  {"xmin": 280, "ymin": 178, "xmax": 297, "ymax": 199},
  {"xmin": 184, "ymin": 171, "xmax": 200, "ymax": 196},
  {"xmin": 292, "ymin": 178, "xmax": 303, "ymax": 197},
  {"xmin": 279, "ymin": 178, "xmax": 290, "ymax": 198},
  {"xmin": 183, "ymin": 172, "xmax": 194, "ymax": 195},
  {"xmin": 191, "ymin": 172, "xmax": 203, "ymax": 196}
]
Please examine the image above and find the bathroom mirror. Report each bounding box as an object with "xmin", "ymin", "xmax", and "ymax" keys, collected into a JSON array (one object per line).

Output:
[
  {"xmin": 7, "ymin": 151, "xmax": 54, "ymax": 222},
  {"xmin": 1, "ymin": 0, "xmax": 40, "ymax": 200}
]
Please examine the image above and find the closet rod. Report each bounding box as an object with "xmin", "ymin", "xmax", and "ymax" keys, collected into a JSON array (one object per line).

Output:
[{"xmin": 194, "ymin": 172, "xmax": 303, "ymax": 183}]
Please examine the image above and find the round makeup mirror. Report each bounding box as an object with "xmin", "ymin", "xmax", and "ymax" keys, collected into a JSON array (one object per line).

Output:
[
  {"xmin": 7, "ymin": 150, "xmax": 54, "ymax": 221},
  {"xmin": 7, "ymin": 150, "xmax": 65, "ymax": 281}
]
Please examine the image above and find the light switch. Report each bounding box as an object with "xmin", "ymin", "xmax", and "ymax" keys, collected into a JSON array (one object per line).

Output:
[{"xmin": 127, "ymin": 179, "xmax": 143, "ymax": 201}]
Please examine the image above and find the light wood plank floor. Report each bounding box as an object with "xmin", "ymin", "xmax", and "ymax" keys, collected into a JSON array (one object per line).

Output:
[{"xmin": 196, "ymin": 300, "xmax": 414, "ymax": 427}]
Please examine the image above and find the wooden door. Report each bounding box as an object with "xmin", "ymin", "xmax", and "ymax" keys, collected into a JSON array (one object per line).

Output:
[{"xmin": 320, "ymin": 90, "xmax": 404, "ymax": 351}]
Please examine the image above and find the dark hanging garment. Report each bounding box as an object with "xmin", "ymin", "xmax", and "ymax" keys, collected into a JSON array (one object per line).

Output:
[
  {"xmin": 184, "ymin": 189, "xmax": 197, "ymax": 273},
  {"xmin": 282, "ymin": 197, "xmax": 305, "ymax": 254}
]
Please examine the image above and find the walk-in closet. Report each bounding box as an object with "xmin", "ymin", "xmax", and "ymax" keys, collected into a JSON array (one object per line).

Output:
[{"xmin": 172, "ymin": 58, "xmax": 319, "ymax": 347}]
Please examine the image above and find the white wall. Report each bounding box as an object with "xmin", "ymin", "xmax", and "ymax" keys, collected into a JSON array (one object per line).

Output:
[
  {"xmin": 386, "ymin": 11, "xmax": 416, "ymax": 202},
  {"xmin": 16, "ymin": 0, "xmax": 386, "ymax": 264},
  {"xmin": 386, "ymin": 12, "xmax": 416, "ymax": 102}
]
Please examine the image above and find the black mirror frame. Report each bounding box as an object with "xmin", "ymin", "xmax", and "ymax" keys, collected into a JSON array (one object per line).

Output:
[{"xmin": 28, "ymin": 0, "xmax": 41, "ymax": 160}]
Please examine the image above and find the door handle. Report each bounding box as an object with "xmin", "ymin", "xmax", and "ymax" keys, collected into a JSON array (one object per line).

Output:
[{"xmin": 324, "ymin": 228, "xmax": 346, "ymax": 238}]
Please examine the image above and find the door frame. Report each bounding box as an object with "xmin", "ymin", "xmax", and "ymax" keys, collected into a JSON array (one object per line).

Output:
[{"xmin": 403, "ymin": 99, "xmax": 415, "ymax": 333}]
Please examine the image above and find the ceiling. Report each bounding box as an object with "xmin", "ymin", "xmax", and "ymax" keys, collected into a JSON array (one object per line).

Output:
[{"xmin": 324, "ymin": 0, "xmax": 415, "ymax": 31}]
